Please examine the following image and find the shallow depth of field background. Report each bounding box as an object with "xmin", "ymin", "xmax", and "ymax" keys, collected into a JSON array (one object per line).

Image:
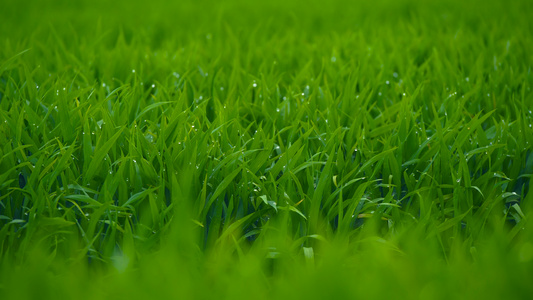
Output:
[{"xmin": 1, "ymin": 0, "xmax": 533, "ymax": 299}]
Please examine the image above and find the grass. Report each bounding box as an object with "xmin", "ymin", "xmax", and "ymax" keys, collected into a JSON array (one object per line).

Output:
[{"xmin": 1, "ymin": 0, "xmax": 533, "ymax": 298}]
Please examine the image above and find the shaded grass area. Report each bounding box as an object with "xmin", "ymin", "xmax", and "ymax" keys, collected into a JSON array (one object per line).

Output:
[{"xmin": 1, "ymin": 0, "xmax": 533, "ymax": 298}]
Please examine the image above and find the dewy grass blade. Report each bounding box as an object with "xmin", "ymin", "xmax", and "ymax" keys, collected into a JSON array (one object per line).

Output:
[{"xmin": 84, "ymin": 127, "xmax": 125, "ymax": 184}]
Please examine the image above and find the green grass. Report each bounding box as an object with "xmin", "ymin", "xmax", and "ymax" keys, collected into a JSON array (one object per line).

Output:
[{"xmin": 1, "ymin": 0, "xmax": 533, "ymax": 298}]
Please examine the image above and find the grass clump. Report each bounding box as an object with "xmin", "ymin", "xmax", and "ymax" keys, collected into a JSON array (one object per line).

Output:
[{"xmin": 1, "ymin": 0, "xmax": 533, "ymax": 298}]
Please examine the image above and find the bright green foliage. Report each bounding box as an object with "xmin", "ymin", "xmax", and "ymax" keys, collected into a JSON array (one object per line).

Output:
[{"xmin": 1, "ymin": 0, "xmax": 533, "ymax": 298}]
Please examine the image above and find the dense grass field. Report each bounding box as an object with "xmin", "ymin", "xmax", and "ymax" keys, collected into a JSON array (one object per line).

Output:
[{"xmin": 1, "ymin": 0, "xmax": 533, "ymax": 298}]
